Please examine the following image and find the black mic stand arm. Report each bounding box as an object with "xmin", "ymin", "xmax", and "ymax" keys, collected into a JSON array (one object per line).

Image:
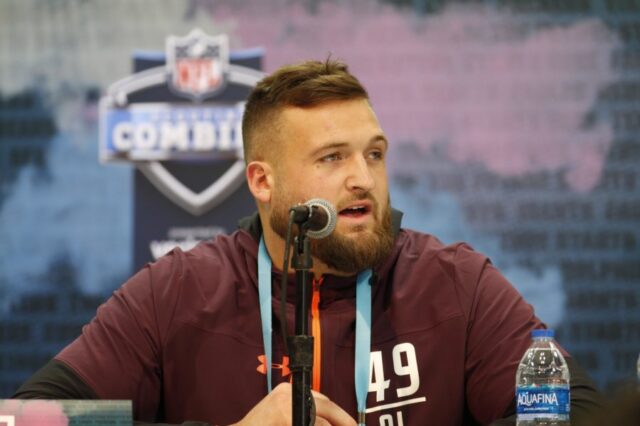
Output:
[{"xmin": 289, "ymin": 222, "xmax": 314, "ymax": 426}]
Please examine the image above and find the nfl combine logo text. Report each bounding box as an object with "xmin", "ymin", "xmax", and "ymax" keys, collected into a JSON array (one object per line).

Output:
[{"xmin": 99, "ymin": 29, "xmax": 264, "ymax": 216}]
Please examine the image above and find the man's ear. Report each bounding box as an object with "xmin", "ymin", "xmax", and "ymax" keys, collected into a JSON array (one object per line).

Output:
[{"xmin": 246, "ymin": 161, "xmax": 274, "ymax": 204}]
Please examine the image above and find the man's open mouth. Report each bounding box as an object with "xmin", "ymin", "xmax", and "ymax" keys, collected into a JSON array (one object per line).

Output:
[{"xmin": 338, "ymin": 204, "xmax": 372, "ymax": 218}]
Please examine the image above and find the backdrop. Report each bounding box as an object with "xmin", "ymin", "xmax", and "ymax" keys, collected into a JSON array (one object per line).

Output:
[{"xmin": 0, "ymin": 0, "xmax": 638, "ymax": 397}]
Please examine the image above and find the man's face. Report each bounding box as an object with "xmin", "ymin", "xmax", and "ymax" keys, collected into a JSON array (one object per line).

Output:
[{"xmin": 268, "ymin": 98, "xmax": 394, "ymax": 274}]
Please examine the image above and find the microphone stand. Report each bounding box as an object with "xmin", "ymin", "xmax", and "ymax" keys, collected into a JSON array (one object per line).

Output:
[{"xmin": 288, "ymin": 221, "xmax": 314, "ymax": 426}]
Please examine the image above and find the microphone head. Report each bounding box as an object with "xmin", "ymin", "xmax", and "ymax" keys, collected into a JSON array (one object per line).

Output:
[{"xmin": 304, "ymin": 198, "xmax": 337, "ymax": 239}]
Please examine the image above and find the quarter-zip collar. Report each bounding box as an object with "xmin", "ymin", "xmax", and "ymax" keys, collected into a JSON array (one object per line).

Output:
[{"xmin": 268, "ymin": 269, "xmax": 357, "ymax": 307}]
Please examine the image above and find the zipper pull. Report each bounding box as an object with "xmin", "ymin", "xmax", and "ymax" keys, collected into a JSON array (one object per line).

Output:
[{"xmin": 313, "ymin": 276, "xmax": 324, "ymax": 292}]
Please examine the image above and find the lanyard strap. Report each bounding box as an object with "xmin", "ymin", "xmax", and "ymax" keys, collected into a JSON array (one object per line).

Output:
[
  {"xmin": 354, "ymin": 268, "xmax": 372, "ymax": 425},
  {"xmin": 257, "ymin": 236, "xmax": 372, "ymax": 424},
  {"xmin": 258, "ymin": 237, "xmax": 273, "ymax": 393}
]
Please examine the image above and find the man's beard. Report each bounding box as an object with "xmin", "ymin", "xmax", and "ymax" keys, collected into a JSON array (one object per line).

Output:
[{"xmin": 270, "ymin": 193, "xmax": 395, "ymax": 274}]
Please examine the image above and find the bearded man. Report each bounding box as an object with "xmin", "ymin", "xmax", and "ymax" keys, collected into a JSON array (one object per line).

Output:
[{"xmin": 15, "ymin": 59, "xmax": 601, "ymax": 426}]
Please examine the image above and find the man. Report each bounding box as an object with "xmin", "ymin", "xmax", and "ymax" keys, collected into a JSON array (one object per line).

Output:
[{"xmin": 15, "ymin": 59, "xmax": 600, "ymax": 425}]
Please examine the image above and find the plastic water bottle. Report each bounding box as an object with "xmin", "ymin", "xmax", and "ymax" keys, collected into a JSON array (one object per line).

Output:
[{"xmin": 516, "ymin": 329, "xmax": 570, "ymax": 425}]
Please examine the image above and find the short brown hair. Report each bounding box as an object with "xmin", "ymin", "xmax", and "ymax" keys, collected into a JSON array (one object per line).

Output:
[{"xmin": 242, "ymin": 59, "xmax": 369, "ymax": 163}]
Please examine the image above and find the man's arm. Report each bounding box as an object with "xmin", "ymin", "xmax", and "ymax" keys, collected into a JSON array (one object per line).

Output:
[
  {"xmin": 13, "ymin": 359, "xmax": 97, "ymax": 399},
  {"xmin": 13, "ymin": 358, "xmax": 211, "ymax": 426},
  {"xmin": 14, "ymin": 362, "xmax": 355, "ymax": 426},
  {"xmin": 12, "ymin": 257, "xmax": 176, "ymax": 423}
]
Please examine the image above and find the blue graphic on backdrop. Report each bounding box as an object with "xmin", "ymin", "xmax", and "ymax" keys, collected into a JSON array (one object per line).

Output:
[{"xmin": 101, "ymin": 102, "xmax": 244, "ymax": 161}]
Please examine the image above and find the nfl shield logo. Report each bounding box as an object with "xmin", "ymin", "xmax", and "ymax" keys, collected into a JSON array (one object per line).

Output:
[{"xmin": 166, "ymin": 29, "xmax": 229, "ymax": 101}]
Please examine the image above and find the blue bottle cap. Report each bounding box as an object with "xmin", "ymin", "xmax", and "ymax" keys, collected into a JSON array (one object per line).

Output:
[{"xmin": 531, "ymin": 329, "xmax": 554, "ymax": 338}]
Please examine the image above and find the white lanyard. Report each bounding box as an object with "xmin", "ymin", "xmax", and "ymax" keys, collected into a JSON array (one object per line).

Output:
[{"xmin": 258, "ymin": 237, "xmax": 372, "ymax": 425}]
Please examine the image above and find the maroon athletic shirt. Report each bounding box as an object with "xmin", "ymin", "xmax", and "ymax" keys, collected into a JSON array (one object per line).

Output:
[{"xmin": 56, "ymin": 219, "xmax": 545, "ymax": 425}]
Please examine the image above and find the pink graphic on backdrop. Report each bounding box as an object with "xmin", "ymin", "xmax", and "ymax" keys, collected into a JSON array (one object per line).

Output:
[
  {"xmin": 0, "ymin": 400, "xmax": 68, "ymax": 426},
  {"xmin": 210, "ymin": 1, "xmax": 619, "ymax": 192}
]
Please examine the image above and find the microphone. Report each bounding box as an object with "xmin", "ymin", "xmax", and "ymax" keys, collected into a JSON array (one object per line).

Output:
[{"xmin": 290, "ymin": 198, "xmax": 337, "ymax": 239}]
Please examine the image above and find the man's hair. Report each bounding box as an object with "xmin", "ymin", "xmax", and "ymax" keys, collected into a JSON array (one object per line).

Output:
[{"xmin": 242, "ymin": 58, "xmax": 369, "ymax": 163}]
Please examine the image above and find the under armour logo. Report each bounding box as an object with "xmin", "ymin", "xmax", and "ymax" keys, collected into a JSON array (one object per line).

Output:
[{"xmin": 256, "ymin": 354, "xmax": 291, "ymax": 377}]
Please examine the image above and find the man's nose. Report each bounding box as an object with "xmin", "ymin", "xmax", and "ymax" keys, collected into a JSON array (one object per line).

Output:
[{"xmin": 345, "ymin": 156, "xmax": 375, "ymax": 192}]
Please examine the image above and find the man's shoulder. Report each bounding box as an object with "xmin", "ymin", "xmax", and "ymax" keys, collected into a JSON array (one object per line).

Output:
[
  {"xmin": 388, "ymin": 228, "xmax": 491, "ymax": 295},
  {"xmin": 183, "ymin": 228, "xmax": 259, "ymax": 265},
  {"xmin": 124, "ymin": 229, "xmax": 259, "ymax": 303},
  {"xmin": 115, "ymin": 229, "xmax": 260, "ymax": 329},
  {"xmin": 395, "ymin": 228, "xmax": 488, "ymax": 268},
  {"xmin": 150, "ymin": 228, "xmax": 258, "ymax": 272},
  {"xmin": 373, "ymin": 229, "xmax": 493, "ymax": 336}
]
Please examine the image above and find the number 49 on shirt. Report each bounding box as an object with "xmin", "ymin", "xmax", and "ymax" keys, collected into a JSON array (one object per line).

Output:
[{"xmin": 369, "ymin": 342, "xmax": 420, "ymax": 402}]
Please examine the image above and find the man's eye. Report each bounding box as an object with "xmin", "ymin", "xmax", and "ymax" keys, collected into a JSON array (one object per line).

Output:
[
  {"xmin": 321, "ymin": 153, "xmax": 342, "ymax": 162},
  {"xmin": 368, "ymin": 150, "xmax": 383, "ymax": 160}
]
